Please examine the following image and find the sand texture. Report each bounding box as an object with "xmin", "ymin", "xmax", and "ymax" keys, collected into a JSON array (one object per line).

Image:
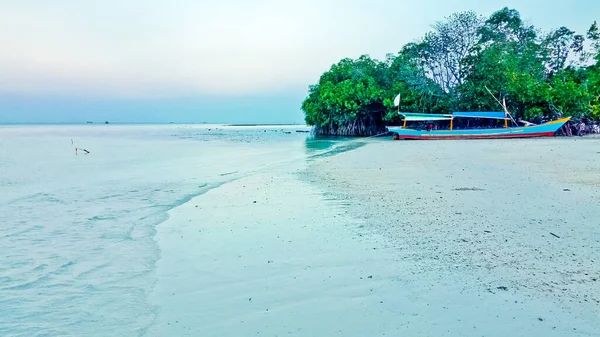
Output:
[
  {"xmin": 151, "ymin": 137, "xmax": 600, "ymax": 336},
  {"xmin": 303, "ymin": 137, "xmax": 600, "ymax": 334}
]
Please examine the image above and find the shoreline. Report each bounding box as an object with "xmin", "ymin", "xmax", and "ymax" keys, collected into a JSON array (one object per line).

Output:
[{"xmin": 149, "ymin": 169, "xmax": 399, "ymax": 336}]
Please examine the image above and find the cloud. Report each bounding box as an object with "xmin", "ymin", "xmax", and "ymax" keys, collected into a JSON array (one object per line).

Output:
[
  {"xmin": 1, "ymin": 0, "xmax": 598, "ymax": 98},
  {"xmin": 0, "ymin": 0, "xmax": 398, "ymax": 97}
]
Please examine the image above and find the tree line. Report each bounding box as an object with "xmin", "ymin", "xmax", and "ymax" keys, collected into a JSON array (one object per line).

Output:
[{"xmin": 301, "ymin": 7, "xmax": 600, "ymax": 136}]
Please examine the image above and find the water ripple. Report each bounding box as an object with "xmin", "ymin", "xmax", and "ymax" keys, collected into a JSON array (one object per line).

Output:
[{"xmin": 0, "ymin": 125, "xmax": 321, "ymax": 336}]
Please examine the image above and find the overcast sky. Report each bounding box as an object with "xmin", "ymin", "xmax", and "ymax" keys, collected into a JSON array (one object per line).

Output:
[{"xmin": 1, "ymin": 0, "xmax": 598, "ymax": 123}]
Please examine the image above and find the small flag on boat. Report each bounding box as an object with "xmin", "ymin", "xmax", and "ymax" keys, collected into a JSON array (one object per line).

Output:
[{"xmin": 393, "ymin": 93, "xmax": 401, "ymax": 107}]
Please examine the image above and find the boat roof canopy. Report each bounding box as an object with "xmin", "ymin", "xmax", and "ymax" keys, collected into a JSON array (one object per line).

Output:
[
  {"xmin": 399, "ymin": 113, "xmax": 453, "ymax": 121},
  {"xmin": 399, "ymin": 111, "xmax": 509, "ymax": 121},
  {"xmin": 452, "ymin": 111, "xmax": 508, "ymax": 119}
]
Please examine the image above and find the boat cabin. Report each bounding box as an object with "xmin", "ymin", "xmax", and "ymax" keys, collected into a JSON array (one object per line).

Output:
[{"xmin": 399, "ymin": 112, "xmax": 510, "ymax": 130}]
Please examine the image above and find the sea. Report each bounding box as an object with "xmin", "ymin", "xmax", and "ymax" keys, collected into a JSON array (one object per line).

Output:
[
  {"xmin": 3, "ymin": 125, "xmax": 600, "ymax": 337},
  {"xmin": 0, "ymin": 124, "xmax": 357, "ymax": 337}
]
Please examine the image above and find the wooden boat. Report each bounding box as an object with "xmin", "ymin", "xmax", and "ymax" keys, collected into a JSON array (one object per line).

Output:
[{"xmin": 387, "ymin": 112, "xmax": 571, "ymax": 140}]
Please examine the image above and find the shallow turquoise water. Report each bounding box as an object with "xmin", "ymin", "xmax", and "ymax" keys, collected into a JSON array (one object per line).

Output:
[{"xmin": 0, "ymin": 124, "xmax": 355, "ymax": 337}]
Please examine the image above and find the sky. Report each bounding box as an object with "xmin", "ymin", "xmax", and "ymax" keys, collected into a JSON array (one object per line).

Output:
[{"xmin": 1, "ymin": 0, "xmax": 598, "ymax": 124}]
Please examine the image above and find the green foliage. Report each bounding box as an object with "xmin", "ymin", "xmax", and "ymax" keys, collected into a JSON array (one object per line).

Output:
[
  {"xmin": 588, "ymin": 21, "xmax": 600, "ymax": 50},
  {"xmin": 544, "ymin": 27, "xmax": 576, "ymax": 73},
  {"xmin": 549, "ymin": 69, "xmax": 592, "ymax": 118},
  {"xmin": 585, "ymin": 21, "xmax": 600, "ymax": 118},
  {"xmin": 302, "ymin": 8, "xmax": 600, "ymax": 135},
  {"xmin": 421, "ymin": 11, "xmax": 484, "ymax": 91},
  {"xmin": 479, "ymin": 7, "xmax": 537, "ymax": 44},
  {"xmin": 588, "ymin": 64, "xmax": 600, "ymax": 119},
  {"xmin": 302, "ymin": 56, "xmax": 390, "ymax": 135}
]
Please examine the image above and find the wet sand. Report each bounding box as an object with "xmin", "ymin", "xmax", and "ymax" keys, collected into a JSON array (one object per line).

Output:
[
  {"xmin": 152, "ymin": 170, "xmax": 401, "ymax": 336},
  {"xmin": 152, "ymin": 137, "xmax": 600, "ymax": 336}
]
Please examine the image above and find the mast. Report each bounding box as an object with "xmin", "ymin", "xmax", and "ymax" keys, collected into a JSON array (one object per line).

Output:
[
  {"xmin": 502, "ymin": 97, "xmax": 518, "ymax": 127},
  {"xmin": 484, "ymin": 86, "xmax": 518, "ymax": 127}
]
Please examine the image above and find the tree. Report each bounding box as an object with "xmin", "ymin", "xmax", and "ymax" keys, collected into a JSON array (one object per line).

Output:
[
  {"xmin": 302, "ymin": 8, "xmax": 600, "ymax": 135},
  {"xmin": 413, "ymin": 11, "xmax": 484, "ymax": 95},
  {"xmin": 588, "ymin": 21, "xmax": 600, "ymax": 52},
  {"xmin": 302, "ymin": 55, "xmax": 390, "ymax": 136},
  {"xmin": 543, "ymin": 27, "xmax": 576, "ymax": 74},
  {"xmin": 548, "ymin": 68, "xmax": 593, "ymax": 118},
  {"xmin": 586, "ymin": 22, "xmax": 600, "ymax": 118},
  {"xmin": 384, "ymin": 44, "xmax": 451, "ymax": 118},
  {"xmin": 478, "ymin": 7, "xmax": 536, "ymax": 45},
  {"xmin": 459, "ymin": 8, "xmax": 548, "ymax": 118}
]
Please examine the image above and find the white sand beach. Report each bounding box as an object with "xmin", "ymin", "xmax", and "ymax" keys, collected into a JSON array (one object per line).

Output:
[
  {"xmin": 304, "ymin": 137, "xmax": 600, "ymax": 334},
  {"xmin": 151, "ymin": 137, "xmax": 600, "ymax": 336}
]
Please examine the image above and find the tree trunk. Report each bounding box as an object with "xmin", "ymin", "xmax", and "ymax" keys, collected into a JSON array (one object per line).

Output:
[{"xmin": 312, "ymin": 120, "xmax": 388, "ymax": 137}]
